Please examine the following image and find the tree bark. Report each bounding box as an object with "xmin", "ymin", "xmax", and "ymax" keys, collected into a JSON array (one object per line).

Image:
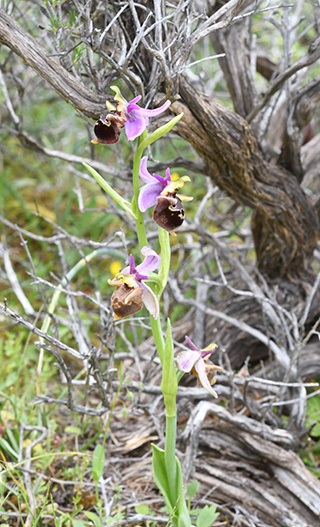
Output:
[
  {"xmin": 172, "ymin": 78, "xmax": 319, "ymax": 280},
  {"xmin": 211, "ymin": 18, "xmax": 257, "ymax": 117}
]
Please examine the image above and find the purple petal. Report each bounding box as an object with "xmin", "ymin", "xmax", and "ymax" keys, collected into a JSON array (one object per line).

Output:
[
  {"xmin": 127, "ymin": 96, "xmax": 142, "ymax": 107},
  {"xmin": 152, "ymin": 171, "xmax": 170, "ymax": 187},
  {"xmin": 129, "ymin": 254, "xmax": 135, "ymax": 274},
  {"xmin": 194, "ymin": 359, "xmax": 218, "ymax": 397},
  {"xmin": 200, "ymin": 348, "xmax": 215, "ymax": 359},
  {"xmin": 140, "ymin": 282, "xmax": 159, "ymax": 319},
  {"xmin": 185, "ymin": 336, "xmax": 199, "ymax": 351},
  {"xmin": 175, "ymin": 350, "xmax": 200, "ymax": 373},
  {"xmin": 124, "ymin": 113, "xmax": 147, "ymax": 141},
  {"xmin": 119, "ymin": 255, "xmax": 135, "ymax": 277},
  {"xmin": 139, "ymin": 156, "xmax": 156, "ymax": 183},
  {"xmin": 139, "ymin": 156, "xmax": 171, "ymax": 197},
  {"xmin": 165, "ymin": 167, "xmax": 171, "ymax": 184},
  {"xmin": 200, "ymin": 342, "xmax": 218, "ymax": 359},
  {"xmin": 138, "ymin": 182, "xmax": 163, "ymax": 212},
  {"xmin": 125, "ymin": 254, "xmax": 148, "ymax": 281},
  {"xmin": 136, "ymin": 246, "xmax": 161, "ymax": 275},
  {"xmin": 129, "ymin": 100, "xmax": 171, "ymax": 118}
]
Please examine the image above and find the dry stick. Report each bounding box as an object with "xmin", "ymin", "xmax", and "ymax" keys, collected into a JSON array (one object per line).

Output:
[
  {"xmin": 0, "ymin": 242, "xmax": 35, "ymax": 316},
  {"xmin": 0, "ymin": 215, "xmax": 123, "ymax": 249},
  {"xmin": 4, "ymin": 128, "xmax": 126, "ymax": 178},
  {"xmin": 247, "ymin": 37, "xmax": 320, "ymax": 122},
  {"xmin": 182, "ymin": 400, "xmax": 296, "ymax": 455},
  {"xmin": 116, "ymin": 326, "xmax": 144, "ymax": 381},
  {"xmin": 0, "ymin": 303, "xmax": 83, "ymax": 359},
  {"xmin": 20, "ymin": 425, "xmax": 48, "ymax": 527},
  {"xmin": 28, "ymin": 273, "xmax": 110, "ymax": 312},
  {"xmin": 36, "ymin": 246, "xmax": 122, "ymax": 395},
  {"xmin": 0, "ymin": 69, "xmax": 20, "ymax": 126},
  {"xmin": 0, "ymin": 2, "xmax": 243, "ymax": 120},
  {"xmin": 128, "ymin": 0, "xmax": 171, "ymax": 88},
  {"xmin": 299, "ymin": 270, "xmax": 320, "ymax": 328},
  {"xmin": 190, "ymin": 224, "xmax": 288, "ymax": 333},
  {"xmin": 189, "ymin": 0, "xmax": 245, "ymax": 46},
  {"xmin": 18, "ymin": 231, "xmax": 50, "ymax": 317},
  {"xmin": 169, "ymin": 276, "xmax": 291, "ymax": 371}
]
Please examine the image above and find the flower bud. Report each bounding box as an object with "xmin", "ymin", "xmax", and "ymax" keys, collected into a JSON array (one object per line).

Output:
[{"xmin": 153, "ymin": 195, "xmax": 185, "ymax": 233}]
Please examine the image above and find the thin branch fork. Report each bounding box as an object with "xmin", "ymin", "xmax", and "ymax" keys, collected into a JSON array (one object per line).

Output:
[
  {"xmin": 0, "ymin": 302, "xmax": 84, "ymax": 360},
  {"xmin": 0, "ymin": 9, "xmax": 105, "ymax": 119},
  {"xmin": 247, "ymin": 37, "xmax": 320, "ymax": 122},
  {"xmin": 169, "ymin": 276, "xmax": 292, "ymax": 371}
]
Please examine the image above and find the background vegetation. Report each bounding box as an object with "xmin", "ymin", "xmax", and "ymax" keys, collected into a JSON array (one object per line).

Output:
[{"xmin": 0, "ymin": 1, "xmax": 320, "ymax": 526}]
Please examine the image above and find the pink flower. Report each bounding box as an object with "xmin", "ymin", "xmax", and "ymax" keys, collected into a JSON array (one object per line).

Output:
[
  {"xmin": 175, "ymin": 336, "xmax": 220, "ymax": 397},
  {"xmin": 138, "ymin": 156, "xmax": 192, "ymax": 233},
  {"xmin": 108, "ymin": 247, "xmax": 161, "ymax": 320},
  {"xmin": 138, "ymin": 156, "xmax": 172, "ymax": 212},
  {"xmin": 92, "ymin": 87, "xmax": 171, "ymax": 144},
  {"xmin": 124, "ymin": 95, "xmax": 171, "ymax": 141}
]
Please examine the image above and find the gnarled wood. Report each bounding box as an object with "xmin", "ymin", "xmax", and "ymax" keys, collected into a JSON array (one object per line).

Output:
[
  {"xmin": 211, "ymin": 18, "xmax": 257, "ymax": 117},
  {"xmin": 184, "ymin": 401, "xmax": 320, "ymax": 527},
  {"xmin": 173, "ymin": 78, "xmax": 319, "ymax": 279}
]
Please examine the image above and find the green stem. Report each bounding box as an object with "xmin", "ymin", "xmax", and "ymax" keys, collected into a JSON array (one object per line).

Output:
[
  {"xmin": 166, "ymin": 416, "xmax": 192, "ymax": 527},
  {"xmin": 158, "ymin": 227, "xmax": 171, "ymax": 295},
  {"xmin": 148, "ymin": 229, "xmax": 170, "ymax": 371},
  {"xmin": 131, "ymin": 135, "xmax": 167, "ymax": 368},
  {"xmin": 150, "ymin": 315, "xmax": 165, "ymax": 367},
  {"xmin": 165, "ymin": 414, "xmax": 177, "ymax": 496},
  {"xmin": 130, "ymin": 125, "xmax": 190, "ymax": 526}
]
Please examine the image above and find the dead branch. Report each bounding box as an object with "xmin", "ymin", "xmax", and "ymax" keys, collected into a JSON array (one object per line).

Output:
[
  {"xmin": 185, "ymin": 401, "xmax": 320, "ymax": 527},
  {"xmin": 171, "ymin": 78, "xmax": 319, "ymax": 279},
  {"xmin": 0, "ymin": 9, "xmax": 105, "ymax": 119}
]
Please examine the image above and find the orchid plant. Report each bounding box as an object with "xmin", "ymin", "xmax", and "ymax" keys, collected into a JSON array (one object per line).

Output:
[{"xmin": 85, "ymin": 87, "xmax": 220, "ymax": 527}]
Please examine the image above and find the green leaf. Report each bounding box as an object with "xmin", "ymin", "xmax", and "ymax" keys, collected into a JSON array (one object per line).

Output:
[
  {"xmin": 65, "ymin": 426, "xmax": 81, "ymax": 435},
  {"xmin": 145, "ymin": 271, "xmax": 163, "ymax": 289},
  {"xmin": 135, "ymin": 504, "xmax": 155, "ymax": 515},
  {"xmin": 306, "ymin": 395, "xmax": 320, "ymax": 437},
  {"xmin": 196, "ymin": 505, "xmax": 219, "ymax": 527},
  {"xmin": 106, "ymin": 510, "xmax": 124, "ymax": 524},
  {"xmin": 0, "ymin": 438, "xmax": 18, "ymax": 460},
  {"xmin": 151, "ymin": 444, "xmax": 184, "ymax": 518},
  {"xmin": 5, "ymin": 428, "xmax": 19, "ymax": 453},
  {"xmin": 187, "ymin": 480, "xmax": 199, "ymax": 501},
  {"xmin": 71, "ymin": 520, "xmax": 89, "ymax": 527},
  {"xmin": 82, "ymin": 163, "xmax": 136, "ymax": 218},
  {"xmin": 92, "ymin": 443, "xmax": 105, "ymax": 483},
  {"xmin": 161, "ymin": 319, "xmax": 178, "ymax": 416},
  {"xmin": 139, "ymin": 113, "xmax": 184, "ymax": 151},
  {"xmin": 83, "ymin": 511, "xmax": 103, "ymax": 527},
  {"xmin": 157, "ymin": 224, "xmax": 170, "ymax": 294}
]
